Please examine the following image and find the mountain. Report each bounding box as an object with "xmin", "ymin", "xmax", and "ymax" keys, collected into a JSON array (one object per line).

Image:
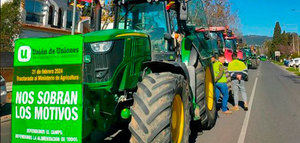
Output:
[{"xmin": 243, "ymin": 35, "xmax": 272, "ymax": 45}]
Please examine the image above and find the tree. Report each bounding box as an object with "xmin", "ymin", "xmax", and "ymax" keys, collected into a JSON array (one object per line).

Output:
[
  {"xmin": 203, "ymin": 0, "xmax": 242, "ymax": 36},
  {"xmin": 281, "ymin": 31, "xmax": 289, "ymax": 46},
  {"xmin": 0, "ymin": 0, "xmax": 22, "ymax": 52},
  {"xmin": 272, "ymin": 22, "xmax": 282, "ymax": 45},
  {"xmin": 263, "ymin": 40, "xmax": 275, "ymax": 58}
]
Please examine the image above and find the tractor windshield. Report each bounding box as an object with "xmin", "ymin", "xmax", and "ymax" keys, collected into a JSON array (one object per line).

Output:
[
  {"xmin": 244, "ymin": 49, "xmax": 251, "ymax": 57},
  {"xmin": 187, "ymin": 0, "xmax": 208, "ymax": 28},
  {"xmin": 209, "ymin": 32, "xmax": 219, "ymax": 51},
  {"xmin": 225, "ymin": 39, "xmax": 237, "ymax": 50},
  {"xmin": 209, "ymin": 32, "xmax": 218, "ymax": 39},
  {"xmin": 115, "ymin": 2, "xmax": 168, "ymax": 52}
]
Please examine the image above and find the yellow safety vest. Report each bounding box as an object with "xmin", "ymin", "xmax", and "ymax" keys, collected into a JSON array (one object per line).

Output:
[
  {"xmin": 213, "ymin": 61, "xmax": 227, "ymax": 83},
  {"xmin": 228, "ymin": 59, "xmax": 247, "ymax": 72}
]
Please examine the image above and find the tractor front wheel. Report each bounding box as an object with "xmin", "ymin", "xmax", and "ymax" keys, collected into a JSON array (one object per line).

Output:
[{"xmin": 129, "ymin": 72, "xmax": 191, "ymax": 143}]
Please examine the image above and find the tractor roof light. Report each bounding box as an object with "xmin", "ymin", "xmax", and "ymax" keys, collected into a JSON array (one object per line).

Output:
[{"xmin": 209, "ymin": 27, "xmax": 226, "ymax": 31}]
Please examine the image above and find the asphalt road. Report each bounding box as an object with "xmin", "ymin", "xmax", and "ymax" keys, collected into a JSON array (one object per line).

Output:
[
  {"xmin": 196, "ymin": 61, "xmax": 300, "ymax": 143},
  {"xmin": 1, "ymin": 61, "xmax": 299, "ymax": 143}
]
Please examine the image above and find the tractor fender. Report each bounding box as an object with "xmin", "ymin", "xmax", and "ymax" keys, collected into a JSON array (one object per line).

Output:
[
  {"xmin": 189, "ymin": 47, "xmax": 198, "ymax": 66},
  {"xmin": 143, "ymin": 61, "xmax": 190, "ymax": 80},
  {"xmin": 143, "ymin": 61, "xmax": 196, "ymax": 100}
]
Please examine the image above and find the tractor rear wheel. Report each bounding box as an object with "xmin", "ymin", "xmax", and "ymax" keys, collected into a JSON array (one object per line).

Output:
[
  {"xmin": 195, "ymin": 63, "xmax": 217, "ymax": 130},
  {"xmin": 251, "ymin": 59, "xmax": 258, "ymax": 69},
  {"xmin": 129, "ymin": 72, "xmax": 191, "ymax": 143}
]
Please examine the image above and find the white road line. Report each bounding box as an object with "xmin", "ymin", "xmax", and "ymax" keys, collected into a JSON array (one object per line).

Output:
[{"xmin": 237, "ymin": 77, "xmax": 258, "ymax": 143}]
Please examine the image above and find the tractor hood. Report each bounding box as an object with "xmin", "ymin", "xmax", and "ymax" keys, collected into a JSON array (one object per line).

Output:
[{"xmin": 83, "ymin": 29, "xmax": 148, "ymax": 43}]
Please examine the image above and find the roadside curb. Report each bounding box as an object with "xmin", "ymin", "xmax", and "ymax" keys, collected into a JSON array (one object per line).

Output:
[
  {"xmin": 1, "ymin": 114, "xmax": 11, "ymax": 123},
  {"xmin": 272, "ymin": 62, "xmax": 298, "ymax": 76}
]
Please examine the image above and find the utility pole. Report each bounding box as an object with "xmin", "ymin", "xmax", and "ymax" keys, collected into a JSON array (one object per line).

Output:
[
  {"xmin": 297, "ymin": 35, "xmax": 300, "ymax": 56},
  {"xmin": 292, "ymin": 34, "xmax": 299, "ymax": 56},
  {"xmin": 292, "ymin": 34, "xmax": 295, "ymax": 53},
  {"xmin": 71, "ymin": 0, "xmax": 77, "ymax": 35},
  {"xmin": 95, "ymin": 4, "xmax": 102, "ymax": 31}
]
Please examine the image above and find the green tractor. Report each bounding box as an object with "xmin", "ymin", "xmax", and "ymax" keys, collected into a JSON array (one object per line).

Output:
[
  {"xmin": 112, "ymin": 0, "xmax": 217, "ymax": 142},
  {"xmin": 260, "ymin": 55, "xmax": 267, "ymax": 61},
  {"xmin": 242, "ymin": 47, "xmax": 259, "ymax": 69},
  {"xmin": 12, "ymin": 0, "xmax": 217, "ymax": 142}
]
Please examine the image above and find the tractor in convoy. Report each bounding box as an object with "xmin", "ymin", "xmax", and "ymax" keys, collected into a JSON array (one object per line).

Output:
[
  {"xmin": 201, "ymin": 26, "xmax": 239, "ymax": 64},
  {"xmin": 110, "ymin": 0, "xmax": 217, "ymax": 142},
  {"xmin": 224, "ymin": 35, "xmax": 237, "ymax": 64},
  {"xmin": 260, "ymin": 55, "xmax": 267, "ymax": 61},
  {"xmin": 207, "ymin": 26, "xmax": 238, "ymax": 65},
  {"xmin": 12, "ymin": 0, "xmax": 217, "ymax": 143},
  {"xmin": 242, "ymin": 46, "xmax": 259, "ymax": 69}
]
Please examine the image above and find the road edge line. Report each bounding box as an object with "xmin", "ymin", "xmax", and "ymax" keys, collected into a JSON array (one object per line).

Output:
[{"xmin": 237, "ymin": 77, "xmax": 258, "ymax": 143}]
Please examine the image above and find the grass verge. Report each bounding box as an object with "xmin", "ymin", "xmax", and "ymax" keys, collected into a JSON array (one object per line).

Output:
[
  {"xmin": 272, "ymin": 60, "xmax": 284, "ymax": 66},
  {"xmin": 286, "ymin": 67, "xmax": 300, "ymax": 76},
  {"xmin": 272, "ymin": 61, "xmax": 300, "ymax": 76}
]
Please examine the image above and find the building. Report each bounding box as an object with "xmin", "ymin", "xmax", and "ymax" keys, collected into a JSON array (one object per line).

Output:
[{"xmin": 20, "ymin": 0, "xmax": 83, "ymax": 38}]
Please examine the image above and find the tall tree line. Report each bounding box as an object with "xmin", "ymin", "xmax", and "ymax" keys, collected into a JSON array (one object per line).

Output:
[{"xmin": 264, "ymin": 22, "xmax": 299, "ymax": 59}]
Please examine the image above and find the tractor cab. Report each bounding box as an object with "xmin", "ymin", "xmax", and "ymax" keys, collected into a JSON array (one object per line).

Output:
[
  {"xmin": 207, "ymin": 27, "xmax": 226, "ymax": 57},
  {"xmin": 112, "ymin": 0, "xmax": 212, "ymax": 62},
  {"xmin": 224, "ymin": 37, "xmax": 237, "ymax": 63},
  {"xmin": 237, "ymin": 48, "xmax": 244, "ymax": 60},
  {"xmin": 243, "ymin": 48, "xmax": 252, "ymax": 59},
  {"xmin": 113, "ymin": 0, "xmax": 174, "ymax": 60}
]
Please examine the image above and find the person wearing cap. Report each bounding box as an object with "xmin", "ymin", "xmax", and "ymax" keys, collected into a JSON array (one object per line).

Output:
[
  {"xmin": 211, "ymin": 55, "xmax": 217, "ymax": 63},
  {"xmin": 213, "ymin": 54, "xmax": 232, "ymax": 114},
  {"xmin": 228, "ymin": 54, "xmax": 249, "ymax": 111}
]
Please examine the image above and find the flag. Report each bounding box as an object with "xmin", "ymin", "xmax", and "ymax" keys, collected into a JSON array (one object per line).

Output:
[
  {"xmin": 69, "ymin": 0, "xmax": 93, "ymax": 8},
  {"xmin": 70, "ymin": 2, "xmax": 85, "ymax": 8},
  {"xmin": 166, "ymin": 1, "xmax": 175, "ymax": 10}
]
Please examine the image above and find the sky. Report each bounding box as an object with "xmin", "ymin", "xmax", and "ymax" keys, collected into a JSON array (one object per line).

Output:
[{"xmin": 229, "ymin": 0, "xmax": 300, "ymax": 37}]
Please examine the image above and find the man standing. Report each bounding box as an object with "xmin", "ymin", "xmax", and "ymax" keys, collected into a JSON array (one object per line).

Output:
[
  {"xmin": 228, "ymin": 54, "xmax": 248, "ymax": 111},
  {"xmin": 213, "ymin": 54, "xmax": 232, "ymax": 114}
]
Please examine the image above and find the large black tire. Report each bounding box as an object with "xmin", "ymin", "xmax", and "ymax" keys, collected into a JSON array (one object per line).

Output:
[
  {"xmin": 254, "ymin": 59, "xmax": 258, "ymax": 69},
  {"xmin": 129, "ymin": 72, "xmax": 191, "ymax": 143},
  {"xmin": 195, "ymin": 63, "xmax": 217, "ymax": 130},
  {"xmin": 250, "ymin": 59, "xmax": 258, "ymax": 69}
]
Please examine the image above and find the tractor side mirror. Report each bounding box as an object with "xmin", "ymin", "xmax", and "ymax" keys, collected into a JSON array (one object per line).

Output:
[
  {"xmin": 164, "ymin": 33, "xmax": 175, "ymax": 50},
  {"xmin": 179, "ymin": 2, "xmax": 188, "ymax": 21}
]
